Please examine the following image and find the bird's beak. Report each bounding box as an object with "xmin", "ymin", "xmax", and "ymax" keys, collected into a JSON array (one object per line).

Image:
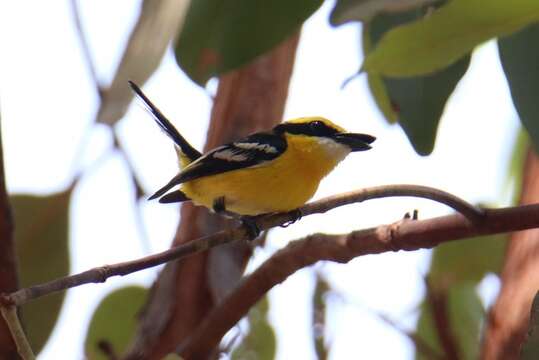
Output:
[{"xmin": 332, "ymin": 133, "xmax": 376, "ymax": 152}]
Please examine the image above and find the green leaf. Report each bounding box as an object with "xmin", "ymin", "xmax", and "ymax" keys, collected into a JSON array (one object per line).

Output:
[
  {"xmin": 96, "ymin": 0, "xmax": 190, "ymax": 125},
  {"xmin": 12, "ymin": 191, "xmax": 71, "ymax": 353},
  {"xmin": 231, "ymin": 296, "xmax": 276, "ymax": 360},
  {"xmin": 362, "ymin": 25, "xmax": 398, "ymax": 123},
  {"xmin": 363, "ymin": 0, "xmax": 539, "ymax": 77},
  {"xmin": 366, "ymin": 74, "xmax": 399, "ymax": 123},
  {"xmin": 383, "ymin": 56, "xmax": 470, "ymax": 154},
  {"xmin": 416, "ymin": 284, "xmax": 483, "ymax": 360},
  {"xmin": 429, "ymin": 234, "xmax": 507, "ymax": 290},
  {"xmin": 365, "ymin": 6, "xmax": 470, "ymax": 154},
  {"xmin": 85, "ymin": 286, "xmax": 148, "ymax": 360},
  {"xmin": 312, "ymin": 275, "xmax": 329, "ymax": 360},
  {"xmin": 499, "ymin": 23, "xmax": 539, "ymax": 154},
  {"xmin": 505, "ymin": 127, "xmax": 529, "ymax": 204},
  {"xmin": 330, "ymin": 0, "xmax": 437, "ymax": 24},
  {"xmin": 175, "ymin": 0, "xmax": 323, "ymax": 86},
  {"xmin": 522, "ymin": 291, "xmax": 539, "ymax": 360}
]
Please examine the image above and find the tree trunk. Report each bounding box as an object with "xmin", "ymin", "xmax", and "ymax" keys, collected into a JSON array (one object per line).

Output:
[
  {"xmin": 482, "ymin": 148, "xmax": 539, "ymax": 359},
  {"xmin": 0, "ymin": 119, "xmax": 19, "ymax": 358},
  {"xmin": 125, "ymin": 33, "xmax": 300, "ymax": 359}
]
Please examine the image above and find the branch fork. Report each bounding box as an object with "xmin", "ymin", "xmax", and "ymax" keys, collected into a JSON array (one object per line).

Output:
[{"xmin": 1, "ymin": 184, "xmax": 531, "ymax": 359}]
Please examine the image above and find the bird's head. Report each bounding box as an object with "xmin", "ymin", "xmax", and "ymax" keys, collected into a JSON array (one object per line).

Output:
[{"xmin": 273, "ymin": 116, "xmax": 375, "ymax": 152}]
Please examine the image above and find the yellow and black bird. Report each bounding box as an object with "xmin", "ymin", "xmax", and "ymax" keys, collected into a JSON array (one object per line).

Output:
[{"xmin": 129, "ymin": 81, "xmax": 375, "ymax": 237}]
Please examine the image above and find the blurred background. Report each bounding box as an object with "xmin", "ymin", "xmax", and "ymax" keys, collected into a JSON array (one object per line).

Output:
[{"xmin": 1, "ymin": 0, "xmax": 536, "ymax": 359}]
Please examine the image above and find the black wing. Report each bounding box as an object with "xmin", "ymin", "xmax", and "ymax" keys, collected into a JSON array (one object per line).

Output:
[
  {"xmin": 148, "ymin": 132, "xmax": 287, "ymax": 200},
  {"xmin": 129, "ymin": 81, "xmax": 202, "ymax": 161}
]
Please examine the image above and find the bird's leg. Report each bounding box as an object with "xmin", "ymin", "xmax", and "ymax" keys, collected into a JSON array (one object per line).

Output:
[
  {"xmin": 240, "ymin": 215, "xmax": 262, "ymax": 241},
  {"xmin": 212, "ymin": 196, "xmax": 239, "ymax": 218},
  {"xmin": 280, "ymin": 208, "xmax": 303, "ymax": 228},
  {"xmin": 212, "ymin": 196, "xmax": 260, "ymax": 240},
  {"xmin": 212, "ymin": 196, "xmax": 226, "ymax": 214}
]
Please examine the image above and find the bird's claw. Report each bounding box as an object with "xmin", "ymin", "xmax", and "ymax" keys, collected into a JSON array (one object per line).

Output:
[
  {"xmin": 240, "ymin": 216, "xmax": 261, "ymax": 241},
  {"xmin": 280, "ymin": 208, "xmax": 303, "ymax": 228}
]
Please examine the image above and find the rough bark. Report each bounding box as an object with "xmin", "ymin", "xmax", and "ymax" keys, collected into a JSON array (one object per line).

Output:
[
  {"xmin": 176, "ymin": 202, "xmax": 539, "ymax": 358},
  {"xmin": 482, "ymin": 148, "xmax": 539, "ymax": 359},
  {"xmin": 125, "ymin": 33, "xmax": 300, "ymax": 359},
  {"xmin": 0, "ymin": 117, "xmax": 19, "ymax": 357}
]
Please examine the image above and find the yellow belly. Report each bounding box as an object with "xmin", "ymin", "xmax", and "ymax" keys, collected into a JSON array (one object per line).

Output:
[{"xmin": 181, "ymin": 135, "xmax": 349, "ymax": 215}]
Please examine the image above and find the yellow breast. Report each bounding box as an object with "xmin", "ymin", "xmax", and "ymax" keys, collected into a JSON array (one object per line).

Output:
[{"xmin": 181, "ymin": 134, "xmax": 350, "ymax": 215}]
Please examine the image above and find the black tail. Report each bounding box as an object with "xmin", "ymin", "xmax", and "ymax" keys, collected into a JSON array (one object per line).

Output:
[
  {"xmin": 128, "ymin": 81, "xmax": 202, "ymax": 161},
  {"xmin": 148, "ymin": 173, "xmax": 185, "ymax": 201},
  {"xmin": 158, "ymin": 190, "xmax": 190, "ymax": 204}
]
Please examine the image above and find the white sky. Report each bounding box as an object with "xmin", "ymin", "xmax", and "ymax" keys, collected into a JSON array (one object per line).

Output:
[{"xmin": 0, "ymin": 0, "xmax": 519, "ymax": 359}]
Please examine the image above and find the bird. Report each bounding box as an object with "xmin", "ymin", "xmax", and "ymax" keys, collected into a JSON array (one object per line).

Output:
[{"xmin": 129, "ymin": 81, "xmax": 375, "ymax": 237}]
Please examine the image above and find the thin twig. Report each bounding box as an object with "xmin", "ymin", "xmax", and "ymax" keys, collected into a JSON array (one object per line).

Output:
[
  {"xmin": 67, "ymin": 0, "xmax": 106, "ymax": 181},
  {"xmin": 0, "ymin": 185, "xmax": 493, "ymax": 307},
  {"xmin": 327, "ymin": 285, "xmax": 444, "ymax": 360},
  {"xmin": 71, "ymin": 1, "xmax": 152, "ymax": 252},
  {"xmin": 300, "ymin": 184, "xmax": 484, "ymax": 223},
  {"xmin": 112, "ymin": 132, "xmax": 146, "ymax": 200},
  {"xmin": 177, "ymin": 202, "xmax": 539, "ymax": 358},
  {"xmin": 0, "ymin": 306, "xmax": 34, "ymax": 360},
  {"xmin": 425, "ymin": 280, "xmax": 461, "ymax": 360},
  {"xmin": 70, "ymin": 0, "xmax": 103, "ymax": 99},
  {"xmin": 375, "ymin": 312, "xmax": 445, "ymax": 360}
]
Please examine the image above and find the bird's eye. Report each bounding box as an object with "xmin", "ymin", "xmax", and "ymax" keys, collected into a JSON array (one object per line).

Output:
[
  {"xmin": 309, "ymin": 120, "xmax": 333, "ymax": 136},
  {"xmin": 310, "ymin": 121, "xmax": 323, "ymax": 130}
]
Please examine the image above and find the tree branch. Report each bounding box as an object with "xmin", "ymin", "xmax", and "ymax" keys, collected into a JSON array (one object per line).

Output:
[
  {"xmin": 177, "ymin": 203, "xmax": 539, "ymax": 358},
  {"xmin": 70, "ymin": 0, "xmax": 103, "ymax": 99},
  {"xmin": 0, "ymin": 184, "xmax": 481, "ymax": 307},
  {"xmin": 298, "ymin": 184, "xmax": 484, "ymax": 223},
  {"xmin": 0, "ymin": 306, "xmax": 34, "ymax": 360},
  {"xmin": 0, "ymin": 104, "xmax": 19, "ymax": 356},
  {"xmin": 426, "ymin": 280, "xmax": 460, "ymax": 360},
  {"xmin": 481, "ymin": 147, "xmax": 539, "ymax": 359},
  {"xmin": 126, "ymin": 33, "xmax": 301, "ymax": 359}
]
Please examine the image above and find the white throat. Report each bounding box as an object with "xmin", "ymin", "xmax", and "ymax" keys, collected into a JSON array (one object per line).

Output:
[{"xmin": 316, "ymin": 137, "xmax": 351, "ymax": 161}]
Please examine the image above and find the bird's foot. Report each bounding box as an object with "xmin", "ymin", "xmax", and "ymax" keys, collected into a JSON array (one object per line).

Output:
[
  {"xmin": 213, "ymin": 196, "xmax": 226, "ymax": 214},
  {"xmin": 240, "ymin": 215, "xmax": 261, "ymax": 241},
  {"xmin": 280, "ymin": 208, "xmax": 303, "ymax": 228},
  {"xmin": 213, "ymin": 197, "xmax": 261, "ymax": 240}
]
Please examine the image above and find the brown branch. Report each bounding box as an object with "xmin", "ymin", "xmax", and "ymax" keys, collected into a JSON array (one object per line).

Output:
[
  {"xmin": 177, "ymin": 203, "xmax": 539, "ymax": 358},
  {"xmin": 0, "ymin": 109, "xmax": 19, "ymax": 356},
  {"xmin": 126, "ymin": 33, "xmax": 301, "ymax": 359},
  {"xmin": 0, "ymin": 306, "xmax": 34, "ymax": 360},
  {"xmin": 298, "ymin": 184, "xmax": 484, "ymax": 223},
  {"xmin": 426, "ymin": 280, "xmax": 460, "ymax": 360},
  {"xmin": 0, "ymin": 184, "xmax": 479, "ymax": 307},
  {"xmin": 482, "ymin": 148, "xmax": 539, "ymax": 359}
]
